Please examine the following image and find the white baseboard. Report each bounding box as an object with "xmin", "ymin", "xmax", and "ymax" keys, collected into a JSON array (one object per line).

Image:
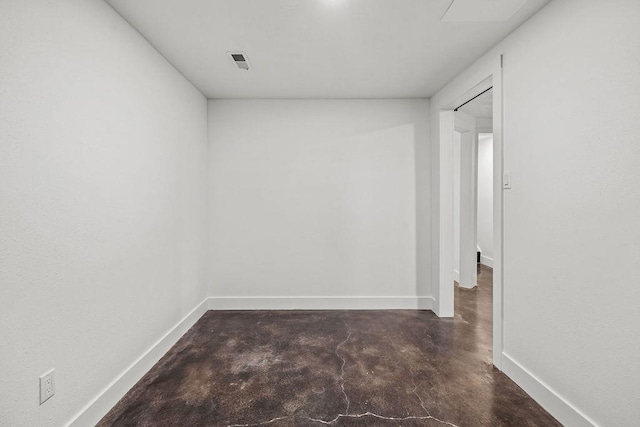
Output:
[
  {"xmin": 65, "ymin": 296, "xmax": 433, "ymax": 426},
  {"xmin": 66, "ymin": 298, "xmax": 209, "ymax": 427},
  {"xmin": 502, "ymin": 352, "xmax": 597, "ymax": 427},
  {"xmin": 208, "ymin": 296, "xmax": 435, "ymax": 310},
  {"xmin": 480, "ymin": 255, "xmax": 493, "ymax": 267},
  {"xmin": 67, "ymin": 297, "xmax": 605, "ymax": 427},
  {"xmin": 453, "ymin": 270, "xmax": 460, "ymax": 283}
]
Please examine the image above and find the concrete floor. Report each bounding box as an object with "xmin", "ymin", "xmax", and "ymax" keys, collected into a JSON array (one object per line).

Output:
[{"xmin": 99, "ymin": 266, "xmax": 559, "ymax": 426}]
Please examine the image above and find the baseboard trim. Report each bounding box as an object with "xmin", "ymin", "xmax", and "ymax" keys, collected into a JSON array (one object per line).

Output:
[
  {"xmin": 502, "ymin": 352, "xmax": 597, "ymax": 427},
  {"xmin": 207, "ymin": 296, "xmax": 435, "ymax": 310},
  {"xmin": 66, "ymin": 296, "xmax": 433, "ymax": 425},
  {"xmin": 66, "ymin": 298, "xmax": 209, "ymax": 427},
  {"xmin": 480, "ymin": 255, "xmax": 493, "ymax": 267}
]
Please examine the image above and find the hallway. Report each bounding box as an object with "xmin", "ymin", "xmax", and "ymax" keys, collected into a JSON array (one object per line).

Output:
[{"xmin": 99, "ymin": 267, "xmax": 559, "ymax": 426}]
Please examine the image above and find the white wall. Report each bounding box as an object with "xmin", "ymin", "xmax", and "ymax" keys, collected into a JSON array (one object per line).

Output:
[
  {"xmin": 0, "ymin": 1, "xmax": 208, "ymax": 425},
  {"xmin": 477, "ymin": 134, "xmax": 493, "ymax": 266},
  {"xmin": 208, "ymin": 100, "xmax": 430, "ymax": 306},
  {"xmin": 429, "ymin": 0, "xmax": 640, "ymax": 425},
  {"xmin": 454, "ymin": 133, "xmax": 493, "ymax": 279},
  {"xmin": 454, "ymin": 132, "xmax": 491, "ymax": 281},
  {"xmin": 452, "ymin": 132, "xmax": 461, "ymax": 280}
]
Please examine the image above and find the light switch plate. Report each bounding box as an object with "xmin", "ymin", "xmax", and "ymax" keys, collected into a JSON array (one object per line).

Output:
[{"xmin": 503, "ymin": 172, "xmax": 512, "ymax": 189}]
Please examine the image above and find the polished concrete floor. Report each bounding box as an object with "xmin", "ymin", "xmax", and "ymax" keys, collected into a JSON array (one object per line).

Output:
[{"xmin": 99, "ymin": 266, "xmax": 559, "ymax": 426}]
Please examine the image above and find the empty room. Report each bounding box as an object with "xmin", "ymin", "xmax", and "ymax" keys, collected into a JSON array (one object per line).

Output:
[{"xmin": 1, "ymin": 0, "xmax": 639, "ymax": 426}]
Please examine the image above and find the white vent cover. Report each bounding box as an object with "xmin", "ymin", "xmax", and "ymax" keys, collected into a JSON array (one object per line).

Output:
[{"xmin": 228, "ymin": 51, "xmax": 250, "ymax": 70}]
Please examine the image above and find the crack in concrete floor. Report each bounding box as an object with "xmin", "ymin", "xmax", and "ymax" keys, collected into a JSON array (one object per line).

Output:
[{"xmin": 98, "ymin": 267, "xmax": 561, "ymax": 427}]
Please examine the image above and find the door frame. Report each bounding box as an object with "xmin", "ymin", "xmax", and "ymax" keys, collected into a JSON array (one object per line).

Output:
[{"xmin": 436, "ymin": 55, "xmax": 504, "ymax": 370}]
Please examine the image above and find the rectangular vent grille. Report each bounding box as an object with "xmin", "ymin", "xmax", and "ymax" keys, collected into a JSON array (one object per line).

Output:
[{"xmin": 229, "ymin": 51, "xmax": 250, "ymax": 70}]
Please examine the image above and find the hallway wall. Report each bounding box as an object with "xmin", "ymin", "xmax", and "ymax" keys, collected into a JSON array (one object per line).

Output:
[
  {"xmin": 476, "ymin": 134, "xmax": 493, "ymax": 266},
  {"xmin": 0, "ymin": 1, "xmax": 208, "ymax": 425},
  {"xmin": 208, "ymin": 99, "xmax": 430, "ymax": 307},
  {"xmin": 452, "ymin": 132, "xmax": 461, "ymax": 279},
  {"xmin": 430, "ymin": 0, "xmax": 640, "ymax": 425}
]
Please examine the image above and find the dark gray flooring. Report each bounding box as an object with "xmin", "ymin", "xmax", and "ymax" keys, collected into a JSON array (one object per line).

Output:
[{"xmin": 99, "ymin": 266, "xmax": 559, "ymax": 426}]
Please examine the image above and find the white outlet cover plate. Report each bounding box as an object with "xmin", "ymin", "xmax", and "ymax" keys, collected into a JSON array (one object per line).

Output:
[{"xmin": 39, "ymin": 369, "xmax": 55, "ymax": 404}]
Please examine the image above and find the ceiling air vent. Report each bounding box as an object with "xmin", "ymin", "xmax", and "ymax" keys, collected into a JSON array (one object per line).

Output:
[{"xmin": 229, "ymin": 52, "xmax": 250, "ymax": 70}]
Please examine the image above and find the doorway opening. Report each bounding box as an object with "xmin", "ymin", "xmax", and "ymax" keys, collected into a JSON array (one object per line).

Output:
[
  {"xmin": 436, "ymin": 56, "xmax": 504, "ymax": 369},
  {"xmin": 453, "ymin": 88, "xmax": 493, "ymax": 289},
  {"xmin": 452, "ymin": 89, "xmax": 494, "ymax": 361}
]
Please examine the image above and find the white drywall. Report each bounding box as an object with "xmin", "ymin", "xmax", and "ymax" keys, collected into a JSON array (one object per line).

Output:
[
  {"xmin": 455, "ymin": 112, "xmax": 478, "ymax": 289},
  {"xmin": 452, "ymin": 132, "xmax": 461, "ymax": 280},
  {"xmin": 429, "ymin": 0, "xmax": 640, "ymax": 425},
  {"xmin": 0, "ymin": 1, "xmax": 208, "ymax": 425},
  {"xmin": 208, "ymin": 100, "xmax": 429, "ymax": 304},
  {"xmin": 454, "ymin": 133, "xmax": 493, "ymax": 277},
  {"xmin": 477, "ymin": 134, "xmax": 493, "ymax": 265}
]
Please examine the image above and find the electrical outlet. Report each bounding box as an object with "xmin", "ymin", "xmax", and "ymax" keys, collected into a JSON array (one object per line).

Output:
[{"xmin": 39, "ymin": 369, "xmax": 55, "ymax": 404}]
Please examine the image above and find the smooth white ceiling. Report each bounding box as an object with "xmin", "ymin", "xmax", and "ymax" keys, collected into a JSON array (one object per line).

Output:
[
  {"xmin": 442, "ymin": 0, "xmax": 529, "ymax": 22},
  {"xmin": 105, "ymin": 0, "xmax": 550, "ymax": 99}
]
